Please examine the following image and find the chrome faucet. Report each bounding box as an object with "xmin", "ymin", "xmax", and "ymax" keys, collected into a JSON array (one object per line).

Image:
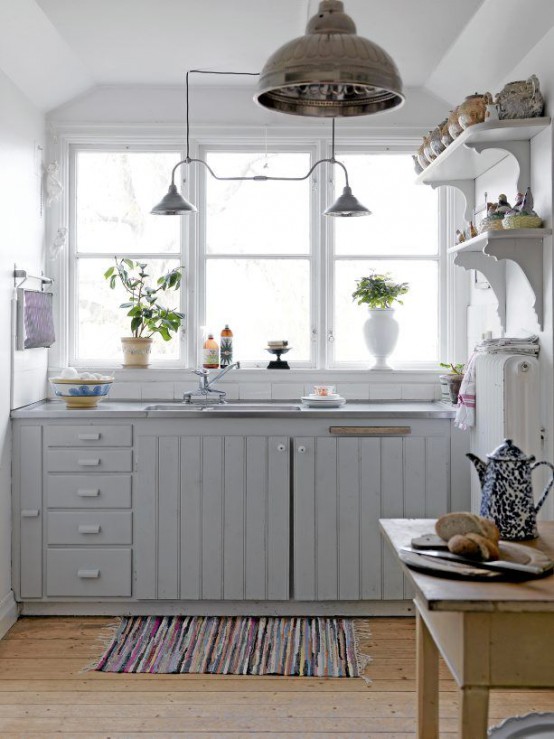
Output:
[{"xmin": 183, "ymin": 362, "xmax": 240, "ymax": 404}]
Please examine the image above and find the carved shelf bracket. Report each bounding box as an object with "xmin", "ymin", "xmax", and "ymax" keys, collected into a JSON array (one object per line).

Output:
[
  {"xmin": 465, "ymin": 139, "xmax": 531, "ymax": 194},
  {"xmin": 429, "ymin": 179, "xmax": 475, "ymax": 222},
  {"xmin": 453, "ymin": 251, "xmax": 507, "ymax": 331}
]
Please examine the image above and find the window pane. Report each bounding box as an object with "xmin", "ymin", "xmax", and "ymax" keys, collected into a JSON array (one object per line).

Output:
[
  {"xmin": 76, "ymin": 258, "xmax": 181, "ymax": 362},
  {"xmin": 334, "ymin": 154, "xmax": 438, "ymax": 256},
  {"xmin": 334, "ymin": 260, "xmax": 438, "ymax": 364},
  {"xmin": 76, "ymin": 151, "xmax": 181, "ymax": 254},
  {"xmin": 206, "ymin": 151, "xmax": 311, "ymax": 254},
  {"xmin": 205, "ymin": 259, "xmax": 311, "ymax": 363}
]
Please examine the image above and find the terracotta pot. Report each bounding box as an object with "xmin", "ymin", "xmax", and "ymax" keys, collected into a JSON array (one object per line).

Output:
[
  {"xmin": 447, "ymin": 108, "xmax": 463, "ymax": 139},
  {"xmin": 440, "ymin": 374, "xmax": 464, "ymax": 404},
  {"xmin": 429, "ymin": 120, "xmax": 447, "ymax": 157},
  {"xmin": 121, "ymin": 337, "xmax": 153, "ymax": 367},
  {"xmin": 457, "ymin": 92, "xmax": 492, "ymax": 129},
  {"xmin": 440, "ymin": 118, "xmax": 454, "ymax": 147}
]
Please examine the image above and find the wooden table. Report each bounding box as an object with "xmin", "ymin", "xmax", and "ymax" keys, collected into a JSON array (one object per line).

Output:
[{"xmin": 380, "ymin": 519, "xmax": 554, "ymax": 739}]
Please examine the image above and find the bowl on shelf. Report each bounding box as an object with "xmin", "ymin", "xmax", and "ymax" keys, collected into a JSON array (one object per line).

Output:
[
  {"xmin": 502, "ymin": 214, "xmax": 543, "ymax": 229},
  {"xmin": 50, "ymin": 376, "xmax": 114, "ymax": 408}
]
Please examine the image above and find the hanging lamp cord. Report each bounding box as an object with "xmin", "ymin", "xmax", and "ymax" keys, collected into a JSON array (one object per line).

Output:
[{"xmin": 170, "ymin": 69, "xmax": 349, "ymax": 188}]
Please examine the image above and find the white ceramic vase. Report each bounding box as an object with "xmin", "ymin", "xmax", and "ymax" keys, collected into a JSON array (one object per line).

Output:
[
  {"xmin": 121, "ymin": 337, "xmax": 153, "ymax": 367},
  {"xmin": 363, "ymin": 308, "xmax": 399, "ymax": 371}
]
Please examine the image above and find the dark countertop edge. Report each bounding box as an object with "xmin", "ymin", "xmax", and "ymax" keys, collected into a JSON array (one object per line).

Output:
[{"xmin": 11, "ymin": 400, "xmax": 457, "ymax": 420}]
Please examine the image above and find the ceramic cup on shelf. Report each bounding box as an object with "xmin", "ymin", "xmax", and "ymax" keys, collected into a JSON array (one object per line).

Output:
[
  {"xmin": 447, "ymin": 107, "xmax": 464, "ymax": 140},
  {"xmin": 457, "ymin": 92, "xmax": 492, "ymax": 129}
]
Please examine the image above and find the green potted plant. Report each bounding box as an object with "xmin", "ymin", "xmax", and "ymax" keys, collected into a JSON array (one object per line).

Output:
[
  {"xmin": 352, "ymin": 271, "xmax": 409, "ymax": 370},
  {"xmin": 104, "ymin": 259, "xmax": 184, "ymax": 367},
  {"xmin": 439, "ymin": 362, "xmax": 465, "ymax": 404}
]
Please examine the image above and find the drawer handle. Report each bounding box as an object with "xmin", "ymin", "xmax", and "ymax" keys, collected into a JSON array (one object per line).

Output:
[
  {"xmin": 77, "ymin": 489, "xmax": 100, "ymax": 497},
  {"xmin": 21, "ymin": 509, "xmax": 40, "ymax": 518},
  {"xmin": 78, "ymin": 569, "xmax": 100, "ymax": 579},
  {"xmin": 329, "ymin": 426, "xmax": 412, "ymax": 436},
  {"xmin": 78, "ymin": 433, "xmax": 101, "ymax": 441},
  {"xmin": 78, "ymin": 458, "xmax": 101, "ymax": 467},
  {"xmin": 78, "ymin": 524, "xmax": 101, "ymax": 534}
]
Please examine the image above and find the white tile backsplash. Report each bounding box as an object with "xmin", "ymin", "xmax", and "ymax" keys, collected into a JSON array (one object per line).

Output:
[
  {"xmin": 336, "ymin": 383, "xmax": 370, "ymax": 400},
  {"xmin": 108, "ymin": 382, "xmax": 142, "ymax": 401},
  {"xmin": 140, "ymin": 383, "xmax": 174, "ymax": 401},
  {"xmin": 401, "ymin": 383, "xmax": 436, "ymax": 401},
  {"xmin": 369, "ymin": 383, "xmax": 402, "ymax": 400},
  {"xmin": 271, "ymin": 383, "xmax": 305, "ymax": 400},
  {"xmin": 239, "ymin": 384, "xmax": 272, "ymax": 399}
]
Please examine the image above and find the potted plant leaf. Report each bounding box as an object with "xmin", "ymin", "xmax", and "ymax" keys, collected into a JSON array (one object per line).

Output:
[
  {"xmin": 352, "ymin": 271, "xmax": 409, "ymax": 370},
  {"xmin": 439, "ymin": 362, "xmax": 465, "ymax": 404},
  {"xmin": 104, "ymin": 259, "xmax": 184, "ymax": 367}
]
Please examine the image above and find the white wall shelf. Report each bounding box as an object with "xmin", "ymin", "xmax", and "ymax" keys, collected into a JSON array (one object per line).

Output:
[
  {"xmin": 416, "ymin": 117, "xmax": 550, "ymax": 220},
  {"xmin": 447, "ymin": 229, "xmax": 551, "ymax": 331}
]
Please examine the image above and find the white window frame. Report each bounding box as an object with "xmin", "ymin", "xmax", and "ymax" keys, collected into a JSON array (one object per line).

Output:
[
  {"xmin": 51, "ymin": 127, "xmax": 459, "ymax": 374},
  {"xmin": 323, "ymin": 141, "xmax": 449, "ymax": 370}
]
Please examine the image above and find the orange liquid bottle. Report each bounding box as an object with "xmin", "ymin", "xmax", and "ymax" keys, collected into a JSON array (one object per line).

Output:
[{"xmin": 202, "ymin": 334, "xmax": 219, "ymax": 369}]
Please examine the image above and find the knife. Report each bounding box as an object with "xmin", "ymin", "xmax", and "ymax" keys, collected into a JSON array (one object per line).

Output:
[{"xmin": 400, "ymin": 547, "xmax": 552, "ymax": 576}]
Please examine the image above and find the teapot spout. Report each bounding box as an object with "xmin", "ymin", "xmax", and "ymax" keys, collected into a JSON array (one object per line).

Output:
[{"xmin": 466, "ymin": 453, "xmax": 488, "ymax": 485}]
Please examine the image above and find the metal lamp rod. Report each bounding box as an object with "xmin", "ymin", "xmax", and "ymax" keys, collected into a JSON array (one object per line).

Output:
[{"xmin": 169, "ymin": 70, "xmax": 350, "ymax": 188}]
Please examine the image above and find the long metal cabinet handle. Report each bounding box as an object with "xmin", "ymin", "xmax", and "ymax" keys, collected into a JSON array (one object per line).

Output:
[
  {"xmin": 78, "ymin": 433, "xmax": 101, "ymax": 441},
  {"xmin": 21, "ymin": 509, "xmax": 40, "ymax": 518},
  {"xmin": 78, "ymin": 458, "xmax": 101, "ymax": 466},
  {"xmin": 78, "ymin": 569, "xmax": 100, "ymax": 579},
  {"xmin": 329, "ymin": 426, "xmax": 412, "ymax": 436},
  {"xmin": 77, "ymin": 489, "xmax": 100, "ymax": 497},
  {"xmin": 78, "ymin": 524, "xmax": 101, "ymax": 534}
]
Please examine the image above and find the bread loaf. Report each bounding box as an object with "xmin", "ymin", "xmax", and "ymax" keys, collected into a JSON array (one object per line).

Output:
[
  {"xmin": 447, "ymin": 534, "xmax": 482, "ymax": 559},
  {"xmin": 435, "ymin": 512, "xmax": 499, "ymax": 543},
  {"xmin": 466, "ymin": 533, "xmax": 500, "ymax": 561}
]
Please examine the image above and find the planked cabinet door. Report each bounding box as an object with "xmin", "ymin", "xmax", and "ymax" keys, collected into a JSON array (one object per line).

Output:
[
  {"xmin": 293, "ymin": 431, "xmax": 450, "ymax": 601},
  {"xmin": 135, "ymin": 435, "xmax": 290, "ymax": 600}
]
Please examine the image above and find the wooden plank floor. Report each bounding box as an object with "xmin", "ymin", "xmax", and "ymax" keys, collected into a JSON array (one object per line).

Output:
[{"xmin": 0, "ymin": 616, "xmax": 552, "ymax": 737}]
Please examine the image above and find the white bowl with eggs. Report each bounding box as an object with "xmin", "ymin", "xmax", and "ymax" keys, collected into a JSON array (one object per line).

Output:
[{"xmin": 50, "ymin": 369, "xmax": 114, "ymax": 409}]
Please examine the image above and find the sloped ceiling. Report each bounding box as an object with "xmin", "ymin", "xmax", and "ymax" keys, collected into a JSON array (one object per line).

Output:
[{"xmin": 0, "ymin": 0, "xmax": 553, "ymax": 113}]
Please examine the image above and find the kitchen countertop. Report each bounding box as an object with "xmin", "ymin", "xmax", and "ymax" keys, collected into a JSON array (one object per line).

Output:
[{"xmin": 11, "ymin": 400, "xmax": 457, "ymax": 419}]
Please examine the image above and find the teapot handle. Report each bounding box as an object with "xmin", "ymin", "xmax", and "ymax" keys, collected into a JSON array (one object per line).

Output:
[{"xmin": 530, "ymin": 460, "xmax": 554, "ymax": 513}]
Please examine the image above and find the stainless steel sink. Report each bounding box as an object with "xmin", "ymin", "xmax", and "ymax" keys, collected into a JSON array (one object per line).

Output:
[
  {"xmin": 205, "ymin": 403, "xmax": 302, "ymax": 412},
  {"xmin": 144, "ymin": 402, "xmax": 302, "ymax": 412}
]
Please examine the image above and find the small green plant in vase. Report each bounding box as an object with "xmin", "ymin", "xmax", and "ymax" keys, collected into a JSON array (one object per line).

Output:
[
  {"xmin": 104, "ymin": 258, "xmax": 184, "ymax": 367},
  {"xmin": 352, "ymin": 271, "xmax": 409, "ymax": 371},
  {"xmin": 439, "ymin": 361, "xmax": 465, "ymax": 404}
]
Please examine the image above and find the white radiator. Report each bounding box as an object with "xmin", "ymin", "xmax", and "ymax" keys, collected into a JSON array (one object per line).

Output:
[{"xmin": 470, "ymin": 353, "xmax": 541, "ymax": 512}]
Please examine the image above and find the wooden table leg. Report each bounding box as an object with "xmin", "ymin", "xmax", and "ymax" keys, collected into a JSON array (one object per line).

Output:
[
  {"xmin": 459, "ymin": 686, "xmax": 489, "ymax": 739},
  {"xmin": 416, "ymin": 610, "xmax": 439, "ymax": 739}
]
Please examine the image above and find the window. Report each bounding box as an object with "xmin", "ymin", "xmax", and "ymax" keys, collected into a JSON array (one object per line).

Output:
[
  {"xmin": 67, "ymin": 139, "xmax": 444, "ymax": 369},
  {"xmin": 200, "ymin": 149, "xmax": 313, "ymax": 366},
  {"xmin": 330, "ymin": 152, "xmax": 440, "ymax": 366},
  {"xmin": 71, "ymin": 148, "xmax": 183, "ymax": 364}
]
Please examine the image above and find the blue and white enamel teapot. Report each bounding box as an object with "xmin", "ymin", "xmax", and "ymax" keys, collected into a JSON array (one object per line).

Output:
[{"xmin": 467, "ymin": 439, "xmax": 554, "ymax": 540}]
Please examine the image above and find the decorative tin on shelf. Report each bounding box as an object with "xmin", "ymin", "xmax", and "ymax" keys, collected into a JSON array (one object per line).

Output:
[{"xmin": 457, "ymin": 92, "xmax": 492, "ymax": 129}]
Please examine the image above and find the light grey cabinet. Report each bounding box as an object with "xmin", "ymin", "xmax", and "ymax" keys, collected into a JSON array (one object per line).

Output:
[
  {"xmin": 135, "ymin": 434, "xmax": 290, "ymax": 601},
  {"xmin": 292, "ymin": 428, "xmax": 450, "ymax": 600}
]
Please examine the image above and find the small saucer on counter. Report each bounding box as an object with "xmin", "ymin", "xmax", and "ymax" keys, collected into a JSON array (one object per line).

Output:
[{"xmin": 301, "ymin": 394, "xmax": 346, "ymax": 408}]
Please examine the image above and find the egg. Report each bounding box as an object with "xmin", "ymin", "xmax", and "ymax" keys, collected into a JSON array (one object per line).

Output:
[
  {"xmin": 60, "ymin": 367, "xmax": 79, "ymax": 379},
  {"xmin": 79, "ymin": 372, "xmax": 93, "ymax": 380}
]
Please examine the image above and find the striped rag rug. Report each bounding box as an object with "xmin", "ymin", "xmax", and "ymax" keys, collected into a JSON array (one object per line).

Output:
[{"xmin": 94, "ymin": 615, "xmax": 369, "ymax": 678}]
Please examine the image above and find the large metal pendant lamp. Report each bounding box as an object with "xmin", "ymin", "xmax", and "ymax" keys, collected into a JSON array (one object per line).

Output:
[{"xmin": 255, "ymin": 0, "xmax": 404, "ymax": 117}]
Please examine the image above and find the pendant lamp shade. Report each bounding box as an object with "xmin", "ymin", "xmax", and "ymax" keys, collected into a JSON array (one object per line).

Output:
[
  {"xmin": 324, "ymin": 185, "xmax": 371, "ymax": 217},
  {"xmin": 255, "ymin": 0, "xmax": 404, "ymax": 118},
  {"xmin": 151, "ymin": 183, "xmax": 197, "ymax": 215}
]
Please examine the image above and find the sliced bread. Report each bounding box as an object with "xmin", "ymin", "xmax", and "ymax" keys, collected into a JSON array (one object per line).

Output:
[{"xmin": 435, "ymin": 512, "xmax": 499, "ymax": 543}]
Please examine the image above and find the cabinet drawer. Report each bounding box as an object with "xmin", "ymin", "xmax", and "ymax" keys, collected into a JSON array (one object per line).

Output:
[
  {"xmin": 47, "ymin": 449, "xmax": 132, "ymax": 473},
  {"xmin": 46, "ymin": 425, "xmax": 132, "ymax": 447},
  {"xmin": 47, "ymin": 474, "xmax": 132, "ymax": 508},
  {"xmin": 46, "ymin": 549, "xmax": 131, "ymax": 597},
  {"xmin": 47, "ymin": 512, "xmax": 132, "ymax": 545}
]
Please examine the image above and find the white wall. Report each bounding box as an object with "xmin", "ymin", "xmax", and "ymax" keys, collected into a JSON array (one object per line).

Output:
[{"xmin": 0, "ymin": 68, "xmax": 45, "ymax": 632}]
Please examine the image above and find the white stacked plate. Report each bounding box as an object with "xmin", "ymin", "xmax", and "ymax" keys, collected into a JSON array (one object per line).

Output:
[{"xmin": 301, "ymin": 394, "xmax": 346, "ymax": 408}]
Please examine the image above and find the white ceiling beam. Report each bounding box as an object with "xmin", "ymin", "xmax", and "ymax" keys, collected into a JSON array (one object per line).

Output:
[
  {"xmin": 425, "ymin": 0, "xmax": 554, "ymax": 105},
  {"xmin": 0, "ymin": 0, "xmax": 92, "ymax": 110}
]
